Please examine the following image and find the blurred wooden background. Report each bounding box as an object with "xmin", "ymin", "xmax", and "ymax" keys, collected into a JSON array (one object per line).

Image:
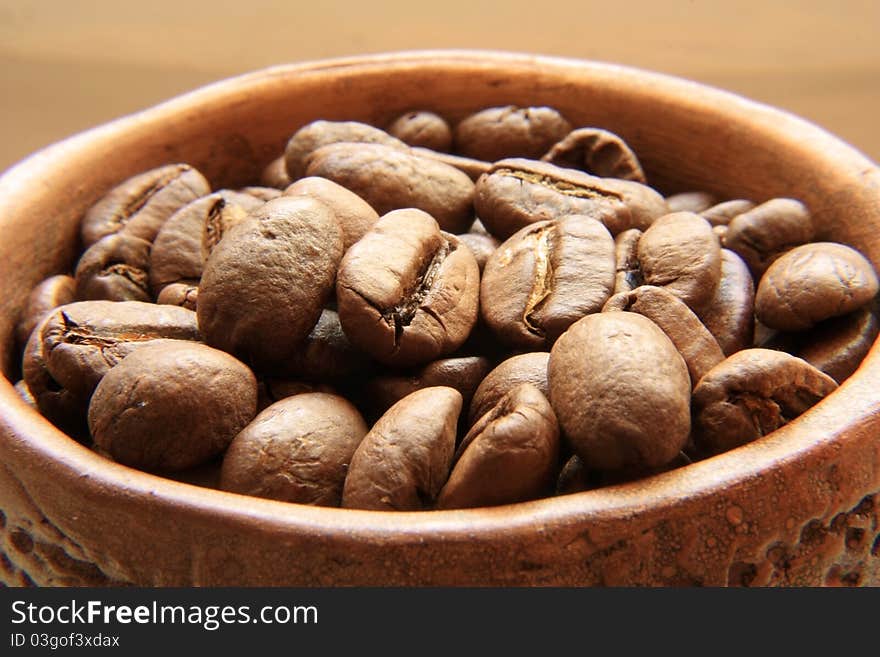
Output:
[{"xmin": 1, "ymin": 0, "xmax": 878, "ymax": 173}]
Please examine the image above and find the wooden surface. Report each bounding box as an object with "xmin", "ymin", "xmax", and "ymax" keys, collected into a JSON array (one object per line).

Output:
[{"xmin": 1, "ymin": 1, "xmax": 878, "ymax": 173}]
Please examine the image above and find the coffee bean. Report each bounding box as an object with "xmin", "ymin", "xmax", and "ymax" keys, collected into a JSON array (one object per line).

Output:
[
  {"xmin": 603, "ymin": 285, "xmax": 724, "ymax": 387},
  {"xmin": 469, "ymin": 351, "xmax": 550, "ymax": 425},
  {"xmin": 155, "ymin": 281, "xmax": 198, "ymax": 310},
  {"xmin": 755, "ymin": 242, "xmax": 879, "ymax": 331},
  {"xmin": 197, "ymin": 196, "xmax": 343, "ymax": 369},
  {"xmin": 89, "ymin": 340, "xmax": 257, "ymax": 471},
  {"xmin": 305, "ymin": 142, "xmax": 475, "ymax": 234},
  {"xmin": 638, "ymin": 211, "xmax": 722, "ymax": 312},
  {"xmin": 284, "ymin": 120, "xmax": 406, "ymax": 180},
  {"xmin": 283, "ymin": 176, "xmax": 379, "ymax": 251},
  {"xmin": 481, "ymin": 214, "xmax": 615, "ymax": 348},
  {"xmin": 80, "ymin": 163, "xmax": 210, "ymax": 248},
  {"xmin": 437, "ymin": 383, "xmax": 559, "ymax": 509},
  {"xmin": 149, "ymin": 190, "xmax": 263, "ymax": 296},
  {"xmin": 259, "ymin": 155, "xmax": 291, "ymax": 189},
  {"xmin": 220, "ymin": 393, "xmax": 367, "ymax": 506},
  {"xmin": 75, "ymin": 232, "xmax": 152, "ymax": 302},
  {"xmin": 691, "ymin": 348, "xmax": 838, "ymax": 455},
  {"xmin": 723, "ymin": 198, "xmax": 814, "ymax": 278},
  {"xmin": 474, "ymin": 158, "xmax": 667, "ymax": 240},
  {"xmin": 697, "ymin": 249, "xmax": 755, "ymax": 356},
  {"xmin": 387, "ymin": 110, "xmax": 452, "ymax": 151},
  {"xmin": 336, "ymin": 209, "xmax": 479, "ymax": 367},
  {"xmin": 700, "ymin": 199, "xmax": 756, "ymax": 227},
  {"xmin": 15, "ymin": 274, "xmax": 76, "ymax": 349},
  {"xmin": 548, "ymin": 312, "xmax": 691, "ymax": 470},
  {"xmin": 456, "ymin": 231, "xmax": 499, "ymax": 272},
  {"xmin": 541, "ymin": 127, "xmax": 646, "ymax": 183},
  {"xmin": 454, "ymin": 106, "xmax": 572, "ymax": 162},
  {"xmin": 341, "ymin": 387, "xmax": 461, "ymax": 511}
]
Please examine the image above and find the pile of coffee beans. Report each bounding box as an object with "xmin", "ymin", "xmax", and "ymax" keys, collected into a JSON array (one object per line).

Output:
[{"xmin": 13, "ymin": 105, "xmax": 880, "ymax": 511}]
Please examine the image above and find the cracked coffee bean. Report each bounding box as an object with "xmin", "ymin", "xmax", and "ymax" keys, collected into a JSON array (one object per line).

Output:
[
  {"xmin": 474, "ymin": 158, "xmax": 667, "ymax": 240},
  {"xmin": 89, "ymin": 340, "xmax": 257, "ymax": 471},
  {"xmin": 480, "ymin": 214, "xmax": 615, "ymax": 348},
  {"xmin": 336, "ymin": 208, "xmax": 479, "ymax": 367},
  {"xmin": 342, "ymin": 387, "xmax": 461, "ymax": 511},
  {"xmin": 220, "ymin": 392, "xmax": 367, "ymax": 506},
  {"xmin": 541, "ymin": 127, "xmax": 646, "ymax": 183},
  {"xmin": 437, "ymin": 383, "xmax": 560, "ymax": 509},
  {"xmin": 149, "ymin": 190, "xmax": 263, "ymax": 297},
  {"xmin": 612, "ymin": 228, "xmax": 643, "ymax": 295},
  {"xmin": 755, "ymin": 242, "xmax": 879, "ymax": 331},
  {"xmin": 691, "ymin": 348, "xmax": 838, "ymax": 455},
  {"xmin": 75, "ymin": 233, "xmax": 152, "ymax": 302},
  {"xmin": 548, "ymin": 312, "xmax": 691, "ymax": 470},
  {"xmin": 305, "ymin": 142, "xmax": 475, "ymax": 234},
  {"xmin": 198, "ymin": 196, "xmax": 343, "ymax": 370},
  {"xmin": 80, "ymin": 163, "xmax": 210, "ymax": 248},
  {"xmin": 453, "ymin": 105, "xmax": 572, "ymax": 162},
  {"xmin": 795, "ymin": 307, "xmax": 879, "ymax": 383}
]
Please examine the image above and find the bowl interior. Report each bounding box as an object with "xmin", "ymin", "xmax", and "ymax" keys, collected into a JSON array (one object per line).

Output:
[{"xmin": 1, "ymin": 51, "xmax": 879, "ymax": 585}]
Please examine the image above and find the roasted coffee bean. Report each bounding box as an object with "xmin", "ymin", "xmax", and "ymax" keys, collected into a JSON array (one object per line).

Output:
[
  {"xmin": 456, "ymin": 231, "xmax": 499, "ymax": 272},
  {"xmin": 75, "ymin": 233, "xmax": 152, "ymax": 302},
  {"xmin": 453, "ymin": 106, "xmax": 572, "ymax": 162},
  {"xmin": 89, "ymin": 340, "xmax": 257, "ymax": 471},
  {"xmin": 697, "ymin": 249, "xmax": 755, "ymax": 356},
  {"xmin": 305, "ymin": 142, "xmax": 475, "ymax": 234},
  {"xmin": 723, "ymin": 198, "xmax": 814, "ymax": 278},
  {"xmin": 284, "ymin": 120, "xmax": 405, "ymax": 180},
  {"xmin": 469, "ymin": 351, "xmax": 550, "ymax": 424},
  {"xmin": 437, "ymin": 384, "xmax": 559, "ymax": 509},
  {"xmin": 220, "ymin": 393, "xmax": 367, "ymax": 506},
  {"xmin": 755, "ymin": 242, "xmax": 879, "ymax": 331},
  {"xmin": 259, "ymin": 156, "xmax": 291, "ymax": 189},
  {"xmin": 336, "ymin": 209, "xmax": 479, "ymax": 367},
  {"xmin": 665, "ymin": 191, "xmax": 719, "ymax": 214},
  {"xmin": 474, "ymin": 158, "xmax": 667, "ymax": 240},
  {"xmin": 603, "ymin": 285, "xmax": 724, "ymax": 387},
  {"xmin": 341, "ymin": 387, "xmax": 461, "ymax": 511},
  {"xmin": 198, "ymin": 196, "xmax": 343, "ymax": 369},
  {"xmin": 15, "ymin": 274, "xmax": 76, "ymax": 348},
  {"xmin": 362, "ymin": 355, "xmax": 491, "ymax": 418},
  {"xmin": 548, "ymin": 312, "xmax": 691, "ymax": 470},
  {"xmin": 149, "ymin": 190, "xmax": 263, "ymax": 296},
  {"xmin": 481, "ymin": 214, "xmax": 615, "ymax": 348},
  {"xmin": 387, "ymin": 110, "xmax": 453, "ymax": 151},
  {"xmin": 283, "ymin": 176, "xmax": 379, "ymax": 250},
  {"xmin": 541, "ymin": 127, "xmax": 646, "ymax": 183},
  {"xmin": 22, "ymin": 301, "xmax": 201, "ymax": 428},
  {"xmin": 638, "ymin": 211, "xmax": 722, "ymax": 312},
  {"xmin": 796, "ymin": 307, "xmax": 879, "ymax": 383},
  {"xmin": 239, "ymin": 186, "xmax": 282, "ymax": 202},
  {"xmin": 612, "ymin": 228, "xmax": 643, "ymax": 295},
  {"xmin": 700, "ymin": 199, "xmax": 756, "ymax": 227},
  {"xmin": 273, "ymin": 309, "xmax": 372, "ymax": 383},
  {"xmin": 80, "ymin": 163, "xmax": 210, "ymax": 247},
  {"xmin": 691, "ymin": 348, "xmax": 838, "ymax": 455},
  {"xmin": 156, "ymin": 281, "xmax": 198, "ymax": 310},
  {"xmin": 410, "ymin": 147, "xmax": 492, "ymax": 181}
]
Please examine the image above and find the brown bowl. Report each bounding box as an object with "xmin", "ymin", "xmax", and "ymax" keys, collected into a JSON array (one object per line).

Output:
[{"xmin": 1, "ymin": 51, "xmax": 878, "ymax": 586}]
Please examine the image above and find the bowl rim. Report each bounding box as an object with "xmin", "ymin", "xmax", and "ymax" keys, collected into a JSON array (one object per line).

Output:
[{"xmin": 2, "ymin": 49, "xmax": 879, "ymax": 545}]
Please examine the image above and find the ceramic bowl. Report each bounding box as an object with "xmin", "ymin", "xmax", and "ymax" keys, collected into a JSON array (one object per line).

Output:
[{"xmin": 1, "ymin": 51, "xmax": 878, "ymax": 586}]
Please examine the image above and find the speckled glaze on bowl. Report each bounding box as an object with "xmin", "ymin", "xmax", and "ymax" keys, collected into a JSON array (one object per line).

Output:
[{"xmin": 1, "ymin": 51, "xmax": 878, "ymax": 587}]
